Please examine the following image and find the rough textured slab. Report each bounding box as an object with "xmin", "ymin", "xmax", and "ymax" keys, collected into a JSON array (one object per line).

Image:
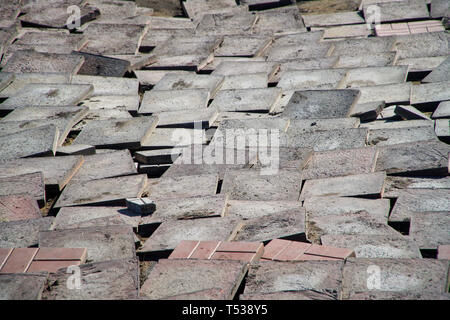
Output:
[
  {"xmin": 73, "ymin": 117, "xmax": 158, "ymax": 149},
  {"xmin": 341, "ymin": 258, "xmax": 449, "ymax": 299},
  {"xmin": 282, "ymin": 89, "xmax": 360, "ymax": 120},
  {"xmin": 0, "ymin": 217, "xmax": 54, "ymax": 247},
  {"xmin": 323, "ymin": 24, "xmax": 372, "ymax": 39},
  {"xmin": 155, "ymin": 108, "xmax": 219, "ymax": 128},
  {"xmin": 277, "ymin": 69, "xmax": 347, "ymax": 91},
  {"xmin": 339, "ymin": 66, "xmax": 408, "ymax": 88},
  {"xmin": 0, "ymin": 172, "xmax": 45, "ymax": 202},
  {"xmin": 146, "ymin": 174, "xmax": 218, "ymax": 199},
  {"xmin": 227, "ymin": 200, "xmax": 303, "ymax": 220},
  {"xmin": 139, "ymin": 89, "xmax": 209, "ymax": 114},
  {"xmin": 215, "ymin": 35, "xmax": 272, "ymax": 57},
  {"xmin": 335, "ymin": 52, "xmax": 396, "ymax": 69},
  {"xmin": 384, "ymin": 176, "xmax": 450, "ymax": 197},
  {"xmin": 302, "ymin": 11, "xmax": 364, "ymax": 28},
  {"xmin": 56, "ymin": 144, "xmax": 95, "ymax": 156},
  {"xmin": 219, "ymin": 73, "xmax": 268, "ymax": 90},
  {"xmin": 368, "ymin": 126, "xmax": 438, "ymax": 146},
  {"xmin": 72, "ymin": 51, "xmax": 130, "ymax": 77},
  {"xmin": 244, "ymin": 260, "xmax": 343, "ymax": 299},
  {"xmin": 0, "ymin": 273, "xmax": 47, "ymax": 300},
  {"xmin": 39, "ymin": 225, "xmax": 136, "ymax": 263},
  {"xmin": 55, "ymin": 174, "xmax": 147, "ymax": 208},
  {"xmin": 212, "ymin": 61, "xmax": 279, "ymax": 78},
  {"xmin": 432, "ymin": 101, "xmax": 450, "ymax": 119},
  {"xmin": 300, "ymin": 172, "xmax": 386, "ymax": 200},
  {"xmin": 321, "ymin": 234, "xmax": 421, "ymax": 258},
  {"xmin": 0, "ymin": 194, "xmax": 41, "ymax": 223},
  {"xmin": 152, "ymin": 73, "xmax": 224, "ymax": 98},
  {"xmin": 357, "ymin": 83, "xmax": 412, "ymax": 104},
  {"xmin": 363, "ymin": 0, "xmax": 430, "ymax": 23},
  {"xmin": 78, "ymin": 95, "xmax": 138, "ymax": 113},
  {"xmin": 411, "ymin": 81, "xmax": 450, "ymax": 105},
  {"xmin": 140, "ymin": 127, "xmax": 205, "ymax": 148},
  {"xmin": 409, "ymin": 212, "xmax": 450, "ymax": 249},
  {"xmin": 42, "ymin": 258, "xmax": 139, "ymax": 300},
  {"xmin": 422, "ymin": 56, "xmax": 450, "ymax": 83},
  {"xmin": 72, "ymin": 75, "xmax": 139, "ymax": 96},
  {"xmin": 287, "ymin": 118, "xmax": 360, "ymax": 133},
  {"xmin": 268, "ymin": 43, "xmax": 333, "ymax": 61},
  {"xmin": 140, "ymin": 259, "xmax": 248, "ymax": 300},
  {"xmin": 395, "ymin": 105, "xmax": 432, "ymax": 121},
  {"xmin": 210, "ymin": 88, "xmax": 281, "ymax": 112}
]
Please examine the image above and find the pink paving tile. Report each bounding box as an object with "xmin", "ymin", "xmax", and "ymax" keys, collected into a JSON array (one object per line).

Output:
[
  {"xmin": 0, "ymin": 248, "xmax": 13, "ymax": 270},
  {"xmin": 190, "ymin": 241, "xmax": 221, "ymax": 259},
  {"xmin": 375, "ymin": 24, "xmax": 392, "ymax": 31},
  {"xmin": 273, "ymin": 241, "xmax": 311, "ymax": 261},
  {"xmin": 0, "ymin": 248, "xmax": 38, "ymax": 273},
  {"xmin": 34, "ymin": 248, "xmax": 87, "ymax": 262},
  {"xmin": 427, "ymin": 26, "xmax": 445, "ymax": 32},
  {"xmin": 391, "ymin": 23, "xmax": 408, "ymax": 30},
  {"xmin": 305, "ymin": 244, "xmax": 355, "ymax": 259},
  {"xmin": 261, "ymin": 239, "xmax": 291, "ymax": 260},
  {"xmin": 0, "ymin": 194, "xmax": 41, "ymax": 222},
  {"xmin": 408, "ymin": 20, "xmax": 443, "ymax": 27},
  {"xmin": 211, "ymin": 251, "xmax": 258, "ymax": 263},
  {"xmin": 168, "ymin": 240, "xmax": 199, "ymax": 259},
  {"xmin": 437, "ymin": 245, "xmax": 450, "ymax": 260},
  {"xmin": 410, "ymin": 28, "xmax": 427, "ymax": 34},
  {"xmin": 27, "ymin": 260, "xmax": 81, "ymax": 273},
  {"xmin": 216, "ymin": 241, "xmax": 263, "ymax": 253}
]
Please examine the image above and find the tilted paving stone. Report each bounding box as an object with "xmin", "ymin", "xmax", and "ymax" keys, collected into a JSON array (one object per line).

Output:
[
  {"xmin": 393, "ymin": 32, "xmax": 448, "ymax": 60},
  {"xmin": 0, "ymin": 83, "xmax": 93, "ymax": 108},
  {"xmin": 396, "ymin": 56, "xmax": 448, "ymax": 73},
  {"xmin": 72, "ymin": 108, "xmax": 133, "ymax": 131},
  {"xmin": 73, "ymin": 117, "xmax": 159, "ymax": 149},
  {"xmin": 341, "ymin": 258, "xmax": 450, "ymax": 299},
  {"xmin": 338, "ymin": 66, "xmax": 409, "ymax": 89},
  {"xmin": 0, "ymin": 172, "xmax": 45, "ymax": 202},
  {"xmin": 281, "ymin": 89, "xmax": 360, "ymax": 120},
  {"xmin": 361, "ymin": 119, "xmax": 434, "ymax": 130},
  {"xmin": 0, "ymin": 217, "xmax": 54, "ymax": 248},
  {"xmin": 375, "ymin": 140, "xmax": 450, "ymax": 175},
  {"xmin": 195, "ymin": 12, "xmax": 258, "ymax": 36},
  {"xmin": 356, "ymin": 83, "xmax": 412, "ymax": 104},
  {"xmin": 287, "ymin": 118, "xmax": 360, "ymax": 132},
  {"xmin": 367, "ymin": 126, "xmax": 438, "ymax": 146},
  {"xmin": 135, "ymin": 148, "xmax": 183, "ymax": 165},
  {"xmin": 182, "ymin": 0, "xmax": 241, "ymax": 20},
  {"xmin": 384, "ymin": 176, "xmax": 450, "ymax": 197},
  {"xmin": 277, "ymin": 69, "xmax": 348, "ymax": 91},
  {"xmin": 219, "ymin": 72, "xmax": 268, "ymax": 90},
  {"xmin": 71, "ymin": 51, "xmax": 130, "ymax": 77},
  {"xmin": 432, "ymin": 101, "xmax": 450, "ymax": 119},
  {"xmin": 0, "ymin": 155, "xmax": 84, "ymax": 190},
  {"xmin": 394, "ymin": 105, "xmax": 433, "ymax": 120},
  {"xmin": 151, "ymin": 36, "xmax": 220, "ymax": 57},
  {"xmin": 140, "ymin": 128, "xmax": 205, "ymax": 148},
  {"xmin": 139, "ymin": 89, "xmax": 209, "ymax": 114},
  {"xmin": 409, "ymin": 211, "xmax": 450, "ymax": 249},
  {"xmin": 0, "ymin": 273, "xmax": 48, "ymax": 300},
  {"xmin": 140, "ymin": 28, "xmax": 195, "ymax": 48},
  {"xmin": 411, "ymin": 81, "xmax": 450, "ymax": 105},
  {"xmin": 145, "ymin": 174, "xmax": 218, "ymax": 199},
  {"xmin": 243, "ymin": 260, "xmax": 344, "ymax": 299},
  {"xmin": 0, "ymin": 194, "xmax": 41, "ymax": 223},
  {"xmin": 212, "ymin": 61, "xmax": 279, "ymax": 79},
  {"xmin": 39, "ymin": 225, "xmax": 136, "ymax": 263},
  {"xmin": 267, "ymin": 42, "xmax": 334, "ymax": 61},
  {"xmin": 334, "ymin": 52, "xmax": 396, "ymax": 69},
  {"xmin": 435, "ymin": 119, "xmax": 450, "ymax": 141},
  {"xmin": 155, "ymin": 108, "xmax": 219, "ymax": 128},
  {"xmin": 42, "ymin": 258, "xmax": 139, "ymax": 300},
  {"xmin": 362, "ymin": 0, "xmax": 430, "ymax": 23},
  {"xmin": 139, "ymin": 216, "xmax": 243, "ymax": 253},
  {"xmin": 0, "ymin": 125, "xmax": 59, "ymax": 161},
  {"xmin": 145, "ymin": 53, "xmax": 214, "ymax": 72},
  {"xmin": 134, "ymin": 70, "xmax": 192, "ymax": 86},
  {"xmin": 252, "ymin": 5, "xmax": 306, "ymax": 34},
  {"xmin": 152, "ymin": 73, "xmax": 224, "ymax": 98},
  {"xmin": 54, "ymin": 174, "xmax": 147, "ymax": 208},
  {"xmin": 322, "ymin": 24, "xmax": 372, "ymax": 40},
  {"xmin": 210, "ymin": 88, "xmax": 281, "ymax": 113},
  {"xmin": 302, "ymin": 11, "xmax": 365, "ymax": 28},
  {"xmin": 422, "ymin": 56, "xmax": 450, "ymax": 83},
  {"xmin": 78, "ymin": 95, "xmax": 139, "ymax": 112},
  {"xmin": 321, "ymin": 234, "xmax": 422, "ymax": 258},
  {"xmin": 226, "ymin": 200, "xmax": 303, "ymax": 220},
  {"xmin": 140, "ymin": 259, "xmax": 248, "ymax": 300},
  {"xmin": 15, "ymin": 30, "xmax": 86, "ymax": 50},
  {"xmin": 71, "ymin": 75, "xmax": 139, "ymax": 96},
  {"xmin": 214, "ymin": 35, "xmax": 272, "ymax": 57}
]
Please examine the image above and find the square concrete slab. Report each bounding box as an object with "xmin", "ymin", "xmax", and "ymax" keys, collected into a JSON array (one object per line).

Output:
[
  {"xmin": 282, "ymin": 89, "xmax": 360, "ymax": 119},
  {"xmin": 146, "ymin": 174, "xmax": 218, "ymax": 199},
  {"xmin": 341, "ymin": 258, "xmax": 449, "ymax": 299},
  {"xmin": 42, "ymin": 258, "xmax": 139, "ymax": 300},
  {"xmin": 140, "ymin": 259, "xmax": 248, "ymax": 300},
  {"xmin": 0, "ymin": 194, "xmax": 41, "ymax": 223},
  {"xmin": 139, "ymin": 89, "xmax": 210, "ymax": 114},
  {"xmin": 71, "ymin": 75, "xmax": 139, "ymax": 96},
  {"xmin": 0, "ymin": 273, "xmax": 48, "ymax": 300},
  {"xmin": 409, "ymin": 212, "xmax": 450, "ymax": 249},
  {"xmin": 73, "ymin": 117, "xmax": 159, "ymax": 149},
  {"xmin": 300, "ymin": 172, "xmax": 386, "ymax": 200},
  {"xmin": 54, "ymin": 174, "xmax": 147, "ymax": 208},
  {"xmin": 0, "ymin": 217, "xmax": 54, "ymax": 247},
  {"xmin": 210, "ymin": 88, "xmax": 281, "ymax": 113},
  {"xmin": 0, "ymin": 172, "xmax": 45, "ymax": 202},
  {"xmin": 39, "ymin": 225, "xmax": 136, "ymax": 263}
]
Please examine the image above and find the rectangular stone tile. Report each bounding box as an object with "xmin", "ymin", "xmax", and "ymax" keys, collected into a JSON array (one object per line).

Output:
[
  {"xmin": 0, "ymin": 217, "xmax": 54, "ymax": 248},
  {"xmin": 139, "ymin": 216, "xmax": 243, "ymax": 252},
  {"xmin": 305, "ymin": 244, "xmax": 355, "ymax": 260},
  {"xmin": 140, "ymin": 259, "xmax": 248, "ymax": 300},
  {"xmin": 281, "ymin": 89, "xmax": 360, "ymax": 120},
  {"xmin": 168, "ymin": 240, "xmax": 199, "ymax": 259},
  {"xmin": 409, "ymin": 212, "xmax": 450, "ymax": 249},
  {"xmin": 146, "ymin": 174, "xmax": 218, "ymax": 199},
  {"xmin": 300, "ymin": 172, "xmax": 386, "ymax": 200},
  {"xmin": 152, "ymin": 73, "xmax": 224, "ymax": 98},
  {"xmin": 16, "ymin": 31, "xmax": 86, "ymax": 50},
  {"xmin": 368, "ymin": 126, "xmax": 438, "ymax": 147},
  {"xmin": 0, "ymin": 155, "xmax": 84, "ymax": 190},
  {"xmin": 268, "ymin": 43, "xmax": 333, "ymax": 61},
  {"xmin": 139, "ymin": 89, "xmax": 209, "ymax": 114},
  {"xmin": 302, "ymin": 147, "xmax": 378, "ymax": 180},
  {"xmin": 39, "ymin": 225, "xmax": 136, "ymax": 263},
  {"xmin": 0, "ymin": 172, "xmax": 45, "ymax": 202},
  {"xmin": 134, "ymin": 70, "xmax": 192, "ymax": 86},
  {"xmin": 135, "ymin": 148, "xmax": 183, "ymax": 165},
  {"xmin": 375, "ymin": 141, "xmax": 450, "ymax": 175},
  {"xmin": 264, "ymin": 239, "xmax": 311, "ymax": 261},
  {"xmin": 323, "ymin": 24, "xmax": 373, "ymax": 39},
  {"xmin": 195, "ymin": 12, "xmax": 258, "ymax": 36},
  {"xmin": 335, "ymin": 52, "xmax": 396, "ymax": 69},
  {"xmin": 422, "ymin": 56, "xmax": 449, "ymax": 83},
  {"xmin": 2, "ymin": 50, "xmax": 84, "ymax": 74},
  {"xmin": 339, "ymin": 66, "xmax": 408, "ymax": 88},
  {"xmin": 219, "ymin": 73, "xmax": 268, "ymax": 90},
  {"xmin": 287, "ymin": 118, "xmax": 360, "ymax": 132},
  {"xmin": 341, "ymin": 258, "xmax": 449, "ymax": 299},
  {"xmin": 215, "ymin": 35, "xmax": 272, "ymax": 57},
  {"xmin": 0, "ymin": 273, "xmax": 48, "ymax": 300},
  {"xmin": 435, "ymin": 119, "xmax": 450, "ymax": 140},
  {"xmin": 363, "ymin": 0, "xmax": 430, "ymax": 23},
  {"xmin": 72, "ymin": 51, "xmax": 130, "ymax": 77},
  {"xmin": 227, "ymin": 200, "xmax": 303, "ymax": 220},
  {"xmin": 221, "ymin": 169, "xmax": 302, "ymax": 201},
  {"xmin": 411, "ymin": 81, "xmax": 450, "ymax": 105},
  {"xmin": 212, "ymin": 61, "xmax": 279, "ymax": 79},
  {"xmin": 321, "ymin": 234, "xmax": 422, "ymax": 258},
  {"xmin": 361, "ymin": 119, "xmax": 434, "ymax": 130},
  {"xmin": 34, "ymin": 248, "xmax": 87, "ymax": 262},
  {"xmin": 384, "ymin": 176, "xmax": 450, "ymax": 197},
  {"xmin": 0, "ymin": 248, "xmax": 37, "ymax": 273},
  {"xmin": 54, "ymin": 174, "xmax": 147, "ymax": 208},
  {"xmin": 155, "ymin": 108, "xmax": 219, "ymax": 128},
  {"xmin": 253, "ymin": 6, "xmax": 306, "ymax": 34},
  {"xmin": 27, "ymin": 260, "xmax": 81, "ymax": 273},
  {"xmin": 357, "ymin": 83, "xmax": 412, "ymax": 104},
  {"xmin": 394, "ymin": 32, "xmax": 448, "ymax": 60},
  {"xmin": 302, "ymin": 11, "xmax": 364, "ymax": 28},
  {"xmin": 0, "ymin": 248, "xmax": 12, "ymax": 269},
  {"xmin": 71, "ymin": 75, "xmax": 139, "ymax": 96},
  {"xmin": 210, "ymin": 88, "xmax": 281, "ymax": 112},
  {"xmin": 432, "ymin": 101, "xmax": 450, "ymax": 119},
  {"xmin": 42, "ymin": 258, "xmax": 139, "ymax": 300},
  {"xmin": 0, "ymin": 125, "xmax": 59, "ymax": 161},
  {"xmin": 72, "ymin": 108, "xmax": 133, "ymax": 131},
  {"xmin": 396, "ymin": 56, "xmax": 448, "ymax": 73},
  {"xmin": 244, "ymin": 260, "xmax": 343, "ymax": 299},
  {"xmin": 277, "ymin": 69, "xmax": 348, "ymax": 91},
  {"xmin": 0, "ymin": 194, "xmax": 41, "ymax": 223},
  {"xmin": 140, "ymin": 127, "xmax": 205, "ymax": 148},
  {"xmin": 56, "ymin": 144, "xmax": 95, "ymax": 156},
  {"xmin": 73, "ymin": 117, "xmax": 158, "ymax": 149}
]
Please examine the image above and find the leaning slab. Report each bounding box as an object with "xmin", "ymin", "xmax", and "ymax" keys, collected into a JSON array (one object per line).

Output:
[
  {"xmin": 357, "ymin": 83, "xmax": 412, "ymax": 104},
  {"xmin": 338, "ymin": 66, "xmax": 408, "ymax": 89},
  {"xmin": 71, "ymin": 75, "xmax": 139, "ymax": 96},
  {"xmin": 39, "ymin": 225, "xmax": 136, "ymax": 263},
  {"xmin": 139, "ymin": 89, "xmax": 209, "ymax": 114},
  {"xmin": 146, "ymin": 174, "xmax": 218, "ymax": 199},
  {"xmin": 368, "ymin": 126, "xmax": 437, "ymax": 146},
  {"xmin": 0, "ymin": 172, "xmax": 45, "ymax": 202},
  {"xmin": 287, "ymin": 118, "xmax": 360, "ymax": 132},
  {"xmin": 422, "ymin": 56, "xmax": 450, "ymax": 83},
  {"xmin": 210, "ymin": 88, "xmax": 281, "ymax": 112},
  {"xmin": 227, "ymin": 200, "xmax": 303, "ymax": 220},
  {"xmin": 362, "ymin": 0, "xmax": 430, "ymax": 23},
  {"xmin": 0, "ymin": 217, "xmax": 54, "ymax": 247},
  {"xmin": 0, "ymin": 273, "xmax": 48, "ymax": 300},
  {"xmin": 432, "ymin": 101, "xmax": 450, "ymax": 119},
  {"xmin": 155, "ymin": 108, "xmax": 219, "ymax": 128},
  {"xmin": 72, "ymin": 51, "xmax": 130, "ymax": 77},
  {"xmin": 277, "ymin": 69, "xmax": 347, "ymax": 91},
  {"xmin": 409, "ymin": 212, "xmax": 450, "ymax": 249},
  {"xmin": 411, "ymin": 81, "xmax": 450, "ymax": 105},
  {"xmin": 0, "ymin": 194, "xmax": 41, "ymax": 223},
  {"xmin": 152, "ymin": 73, "xmax": 224, "ymax": 98}
]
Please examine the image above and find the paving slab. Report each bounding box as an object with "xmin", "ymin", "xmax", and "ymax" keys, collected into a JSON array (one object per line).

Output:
[
  {"xmin": 431, "ymin": 0, "xmax": 449, "ymax": 18},
  {"xmin": 339, "ymin": 66, "xmax": 408, "ymax": 89},
  {"xmin": 347, "ymin": 291, "xmax": 450, "ymax": 300},
  {"xmin": 390, "ymin": 189, "xmax": 450, "ymax": 222},
  {"xmin": 215, "ymin": 35, "xmax": 272, "ymax": 57},
  {"xmin": 357, "ymin": 83, "xmax": 412, "ymax": 104},
  {"xmin": 252, "ymin": 6, "xmax": 306, "ymax": 34},
  {"xmin": 0, "ymin": 194, "xmax": 40, "ymax": 223},
  {"xmin": 212, "ymin": 61, "xmax": 279, "ymax": 79},
  {"xmin": 321, "ymin": 234, "xmax": 421, "ymax": 258},
  {"xmin": 139, "ymin": 89, "xmax": 209, "ymax": 114},
  {"xmin": 240, "ymin": 291, "xmax": 336, "ymax": 300},
  {"xmin": 267, "ymin": 43, "xmax": 333, "ymax": 61},
  {"xmin": 144, "ymin": 53, "xmax": 214, "ymax": 72},
  {"xmin": 140, "ymin": 259, "xmax": 248, "ymax": 300},
  {"xmin": 72, "ymin": 109, "xmax": 133, "ymax": 131},
  {"xmin": 300, "ymin": 172, "xmax": 386, "ymax": 200},
  {"xmin": 56, "ymin": 144, "xmax": 95, "ymax": 156},
  {"xmin": 302, "ymin": 11, "xmax": 364, "ymax": 28},
  {"xmin": 302, "ymin": 147, "xmax": 378, "ymax": 180},
  {"xmin": 384, "ymin": 176, "xmax": 450, "ymax": 197},
  {"xmin": 375, "ymin": 140, "xmax": 450, "ymax": 175},
  {"xmin": 282, "ymin": 128, "xmax": 368, "ymax": 151},
  {"xmin": 394, "ymin": 105, "xmax": 433, "ymax": 120},
  {"xmin": 0, "ymin": 217, "xmax": 54, "ymax": 247},
  {"xmin": 435, "ymin": 119, "xmax": 450, "ymax": 140},
  {"xmin": 151, "ymin": 36, "xmax": 220, "ymax": 57},
  {"xmin": 396, "ymin": 55, "xmax": 448, "ymax": 73},
  {"xmin": 254, "ymin": 147, "xmax": 312, "ymax": 170},
  {"xmin": 210, "ymin": 88, "xmax": 281, "ymax": 113},
  {"xmin": 234, "ymin": 210, "xmax": 306, "ymax": 243},
  {"xmin": 0, "ymin": 155, "xmax": 83, "ymax": 190},
  {"xmin": 361, "ymin": 119, "xmax": 434, "ymax": 130},
  {"xmin": 16, "ymin": 31, "xmax": 86, "ymax": 49},
  {"xmin": 134, "ymin": 70, "xmax": 192, "ymax": 86},
  {"xmin": 140, "ymin": 127, "xmax": 205, "ymax": 148},
  {"xmin": 341, "ymin": 258, "xmax": 449, "ymax": 299},
  {"xmin": 53, "ymin": 206, "xmax": 140, "ymax": 230},
  {"xmin": 83, "ymin": 23, "xmax": 148, "ymax": 55},
  {"xmin": 303, "ymin": 196, "xmax": 390, "ymax": 224},
  {"xmin": 244, "ymin": 260, "xmax": 343, "ymax": 299},
  {"xmin": 277, "ymin": 69, "xmax": 347, "ymax": 91},
  {"xmin": 394, "ymin": 32, "xmax": 448, "ymax": 59},
  {"xmin": 362, "ymin": 0, "xmax": 430, "ymax": 23},
  {"xmin": 0, "ymin": 172, "xmax": 45, "ymax": 202},
  {"xmin": 135, "ymin": 148, "xmax": 183, "ymax": 165},
  {"xmin": 0, "ymin": 125, "xmax": 59, "ymax": 161},
  {"xmin": 219, "ymin": 73, "xmax": 268, "ymax": 90},
  {"xmin": 155, "ymin": 108, "xmax": 219, "ymax": 128},
  {"xmin": 72, "ymin": 51, "xmax": 130, "ymax": 77},
  {"xmin": 432, "ymin": 101, "xmax": 450, "ymax": 119},
  {"xmin": 142, "ymin": 194, "xmax": 227, "ymax": 224},
  {"xmin": 221, "ymin": 169, "xmax": 302, "ymax": 201},
  {"xmin": 140, "ymin": 28, "xmax": 195, "ymax": 48},
  {"xmin": 71, "ymin": 75, "xmax": 139, "ymax": 96},
  {"xmin": 282, "ymin": 89, "xmax": 360, "ymax": 120},
  {"xmin": 54, "ymin": 174, "xmax": 147, "ymax": 208},
  {"xmin": 42, "ymin": 258, "xmax": 139, "ymax": 300},
  {"xmin": 409, "ymin": 212, "xmax": 450, "ymax": 249},
  {"xmin": 0, "ymin": 273, "xmax": 47, "ymax": 300},
  {"xmin": 287, "ymin": 118, "xmax": 360, "ymax": 133},
  {"xmin": 0, "ymin": 83, "xmax": 93, "ymax": 108},
  {"xmin": 334, "ymin": 52, "xmax": 396, "ymax": 69},
  {"xmin": 152, "ymin": 73, "xmax": 223, "ymax": 98},
  {"xmin": 139, "ymin": 216, "xmax": 243, "ymax": 252},
  {"xmin": 195, "ymin": 12, "xmax": 258, "ymax": 36},
  {"xmin": 323, "ymin": 24, "xmax": 373, "ymax": 39},
  {"xmin": 146, "ymin": 174, "xmax": 218, "ymax": 199},
  {"xmin": 39, "ymin": 225, "xmax": 135, "ymax": 263},
  {"xmin": 227, "ymin": 200, "xmax": 303, "ymax": 220},
  {"xmin": 422, "ymin": 56, "xmax": 450, "ymax": 83},
  {"xmin": 411, "ymin": 81, "xmax": 450, "ymax": 105},
  {"xmin": 368, "ymin": 126, "xmax": 438, "ymax": 146},
  {"xmin": 73, "ymin": 117, "xmax": 159, "ymax": 149}
]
